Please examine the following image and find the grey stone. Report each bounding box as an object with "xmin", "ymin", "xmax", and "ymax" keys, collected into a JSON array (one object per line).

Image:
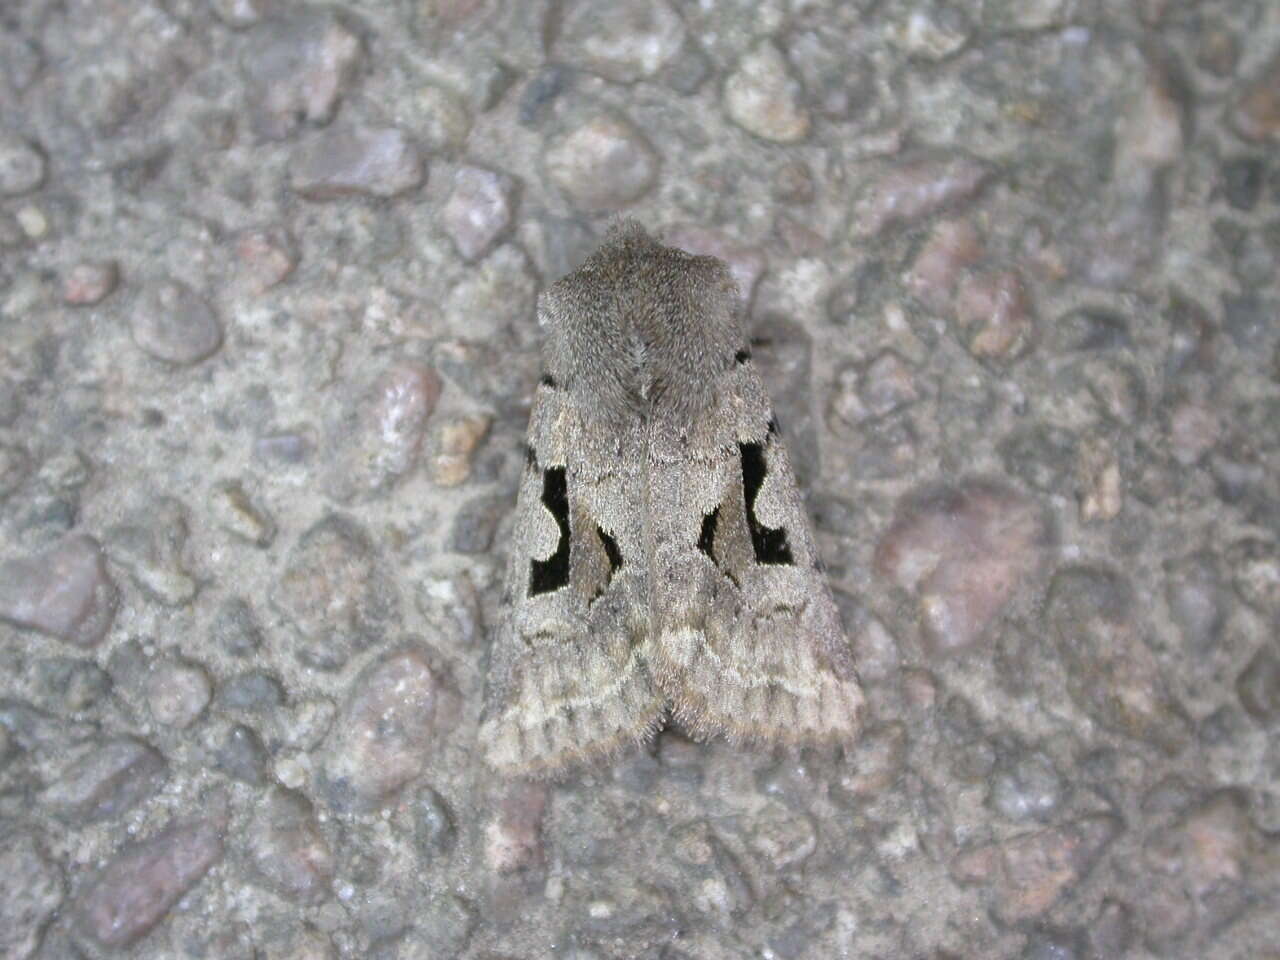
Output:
[
  {"xmin": 131, "ymin": 279, "xmax": 224, "ymax": 366},
  {"xmin": 442, "ymin": 166, "xmax": 518, "ymax": 261},
  {"xmin": 723, "ymin": 41, "xmax": 810, "ymax": 143},
  {"xmin": 75, "ymin": 818, "xmax": 224, "ymax": 949},
  {"xmin": 273, "ymin": 515, "xmax": 398, "ymax": 669},
  {"xmin": 241, "ymin": 10, "xmax": 363, "ymax": 141},
  {"xmin": 247, "ymin": 788, "xmax": 334, "ymax": 904},
  {"xmin": 0, "ymin": 831, "xmax": 63, "ymax": 960},
  {"xmin": 556, "ymin": 0, "xmax": 685, "ymax": 83},
  {"xmin": 290, "ymin": 126, "xmax": 425, "ymax": 200},
  {"xmin": 0, "ymin": 133, "xmax": 45, "ymax": 195},
  {"xmin": 210, "ymin": 598, "xmax": 264, "ymax": 657},
  {"xmin": 545, "ymin": 115, "xmax": 657, "ymax": 211},
  {"xmin": 320, "ymin": 647, "xmax": 444, "ymax": 811},
  {"xmin": 218, "ymin": 670, "xmax": 285, "ymax": 712},
  {"xmin": 147, "ymin": 658, "xmax": 212, "ymax": 729},
  {"xmin": 213, "ymin": 723, "xmax": 271, "ymax": 785},
  {"xmin": 0, "ymin": 536, "xmax": 118, "ymax": 647},
  {"xmin": 41, "ymin": 737, "xmax": 168, "ymax": 824}
]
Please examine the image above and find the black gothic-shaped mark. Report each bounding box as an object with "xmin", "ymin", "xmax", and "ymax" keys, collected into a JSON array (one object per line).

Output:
[
  {"xmin": 529, "ymin": 466, "xmax": 570, "ymax": 596},
  {"xmin": 734, "ymin": 348, "xmax": 752, "ymax": 364},
  {"xmin": 598, "ymin": 527, "xmax": 623, "ymax": 573},
  {"xmin": 739, "ymin": 441, "xmax": 794, "ymax": 565},
  {"xmin": 590, "ymin": 526, "xmax": 624, "ymax": 603},
  {"xmin": 697, "ymin": 507, "xmax": 719, "ymax": 558},
  {"xmin": 540, "ymin": 373, "xmax": 557, "ymax": 388}
]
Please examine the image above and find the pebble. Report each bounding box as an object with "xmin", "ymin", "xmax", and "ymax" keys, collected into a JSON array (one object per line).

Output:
[
  {"xmin": 748, "ymin": 803, "xmax": 817, "ymax": 872},
  {"xmin": 210, "ymin": 597, "xmax": 264, "ymax": 657},
  {"xmin": 411, "ymin": 84, "xmax": 473, "ymax": 154},
  {"xmin": 891, "ymin": 4, "xmax": 973, "ymax": 61},
  {"xmin": 1226, "ymin": 537, "xmax": 1280, "ymax": 617},
  {"xmin": 14, "ymin": 204, "xmax": 46, "ymax": 239},
  {"xmin": 273, "ymin": 514, "xmax": 397, "ymax": 670},
  {"xmin": 247, "ymin": 788, "xmax": 334, "ymax": 904},
  {"xmin": 981, "ymin": 0, "xmax": 1077, "ymax": 29},
  {"xmin": 658, "ymin": 38, "xmax": 712, "ymax": 95},
  {"xmin": 254, "ymin": 430, "xmax": 314, "ymax": 466},
  {"xmin": 998, "ymin": 425, "xmax": 1074, "ymax": 494},
  {"xmin": 444, "ymin": 243, "xmax": 539, "ymax": 339},
  {"xmin": 723, "ymin": 41, "xmax": 810, "ymax": 143},
  {"xmin": 954, "ymin": 268, "xmax": 1032, "ymax": 360},
  {"xmin": 1163, "ymin": 553, "xmax": 1224, "ymax": 651},
  {"xmin": 1167, "ymin": 399, "xmax": 1221, "ymax": 466},
  {"xmin": 832, "ymin": 722, "xmax": 906, "ymax": 800},
  {"xmin": 1230, "ymin": 51, "xmax": 1280, "ymax": 142},
  {"xmin": 1087, "ymin": 899, "xmax": 1135, "ymax": 957},
  {"xmin": 544, "ymin": 115, "xmax": 658, "ymax": 211},
  {"xmin": 442, "ymin": 166, "xmax": 518, "ymax": 262},
  {"xmin": 290, "ymin": 126, "xmax": 425, "ymax": 200},
  {"xmin": 1220, "ymin": 156, "xmax": 1265, "ymax": 211},
  {"xmin": 407, "ymin": 896, "xmax": 478, "ymax": 957},
  {"xmin": 213, "ymin": 722, "xmax": 271, "ymax": 785},
  {"xmin": 874, "ymin": 478, "xmax": 1050, "ymax": 654},
  {"xmin": 853, "ymin": 155, "xmax": 992, "ymax": 238},
  {"xmin": 218, "ymin": 670, "xmax": 285, "ymax": 713},
  {"xmin": 0, "ymin": 33, "xmax": 41, "ymax": 92},
  {"xmin": 147, "ymin": 658, "xmax": 212, "ymax": 729},
  {"xmin": 0, "ymin": 831, "xmax": 63, "ymax": 960},
  {"xmin": 413, "ymin": 786, "xmax": 457, "ymax": 857},
  {"xmin": 131, "ymin": 279, "xmax": 224, "ymax": 366},
  {"xmin": 280, "ymin": 696, "xmax": 336, "ymax": 751},
  {"xmin": 1075, "ymin": 434, "xmax": 1123, "ymax": 523},
  {"xmin": 41, "ymin": 736, "xmax": 167, "ymax": 823},
  {"xmin": 1236, "ymin": 647, "xmax": 1280, "ymax": 722},
  {"xmin": 1046, "ymin": 566, "xmax": 1190, "ymax": 753},
  {"xmin": 905, "ymin": 218, "xmax": 983, "ymax": 313},
  {"xmin": 209, "ymin": 0, "xmax": 268, "ymax": 29},
  {"xmin": 989, "ymin": 750, "xmax": 1064, "ymax": 822},
  {"xmin": 108, "ymin": 498, "xmax": 199, "ymax": 606},
  {"xmin": 518, "ymin": 66, "xmax": 572, "ymax": 129},
  {"xmin": 787, "ymin": 32, "xmax": 875, "ymax": 122},
  {"xmin": 428, "ymin": 413, "xmax": 492, "ymax": 487},
  {"xmin": 485, "ymin": 781, "xmax": 547, "ymax": 874},
  {"xmin": 951, "ymin": 815, "xmax": 1120, "ymax": 923},
  {"xmin": 1115, "ymin": 55, "xmax": 1187, "ymax": 175},
  {"xmin": 1197, "ymin": 24, "xmax": 1239, "ymax": 78},
  {"xmin": 235, "ymin": 225, "xmax": 297, "ymax": 293},
  {"xmin": 320, "ymin": 647, "xmax": 444, "ymax": 811},
  {"xmin": 0, "ymin": 443, "xmax": 29, "ymax": 499},
  {"xmin": 556, "ymin": 0, "xmax": 686, "ymax": 83},
  {"xmin": 329, "ymin": 364, "xmax": 441, "ymax": 500},
  {"xmin": 449, "ymin": 493, "xmax": 509, "ymax": 554},
  {"xmin": 829, "ymin": 351, "xmax": 918, "ymax": 429},
  {"xmin": 34, "ymin": 657, "xmax": 112, "ymax": 713},
  {"xmin": 0, "ymin": 133, "xmax": 45, "ymax": 195},
  {"xmin": 61, "ymin": 260, "xmax": 119, "ymax": 305},
  {"xmin": 0, "ymin": 535, "xmax": 119, "ymax": 647},
  {"xmin": 209, "ymin": 479, "xmax": 277, "ymax": 546},
  {"xmin": 75, "ymin": 817, "xmax": 224, "ymax": 949},
  {"xmin": 241, "ymin": 10, "xmax": 363, "ymax": 141}
]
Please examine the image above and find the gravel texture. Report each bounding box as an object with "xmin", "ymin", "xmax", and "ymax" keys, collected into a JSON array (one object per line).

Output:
[{"xmin": 1, "ymin": 1, "xmax": 1279, "ymax": 958}]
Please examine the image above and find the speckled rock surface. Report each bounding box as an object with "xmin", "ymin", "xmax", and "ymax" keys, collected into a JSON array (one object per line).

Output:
[{"xmin": 1, "ymin": 1, "xmax": 1278, "ymax": 958}]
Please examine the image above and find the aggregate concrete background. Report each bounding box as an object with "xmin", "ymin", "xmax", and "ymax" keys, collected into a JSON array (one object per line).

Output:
[{"xmin": 1, "ymin": 0, "xmax": 1279, "ymax": 957}]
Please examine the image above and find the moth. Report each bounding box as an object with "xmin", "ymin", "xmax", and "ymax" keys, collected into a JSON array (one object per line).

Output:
[{"xmin": 480, "ymin": 221, "xmax": 864, "ymax": 777}]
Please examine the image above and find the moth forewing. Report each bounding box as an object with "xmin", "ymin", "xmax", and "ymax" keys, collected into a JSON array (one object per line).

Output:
[{"xmin": 481, "ymin": 220, "xmax": 863, "ymax": 777}]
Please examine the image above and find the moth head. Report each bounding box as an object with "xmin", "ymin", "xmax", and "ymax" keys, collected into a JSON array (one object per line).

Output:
[{"xmin": 536, "ymin": 221, "xmax": 748, "ymax": 425}]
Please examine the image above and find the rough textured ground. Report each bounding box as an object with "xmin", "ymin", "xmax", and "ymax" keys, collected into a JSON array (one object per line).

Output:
[{"xmin": 1, "ymin": 0, "xmax": 1279, "ymax": 957}]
